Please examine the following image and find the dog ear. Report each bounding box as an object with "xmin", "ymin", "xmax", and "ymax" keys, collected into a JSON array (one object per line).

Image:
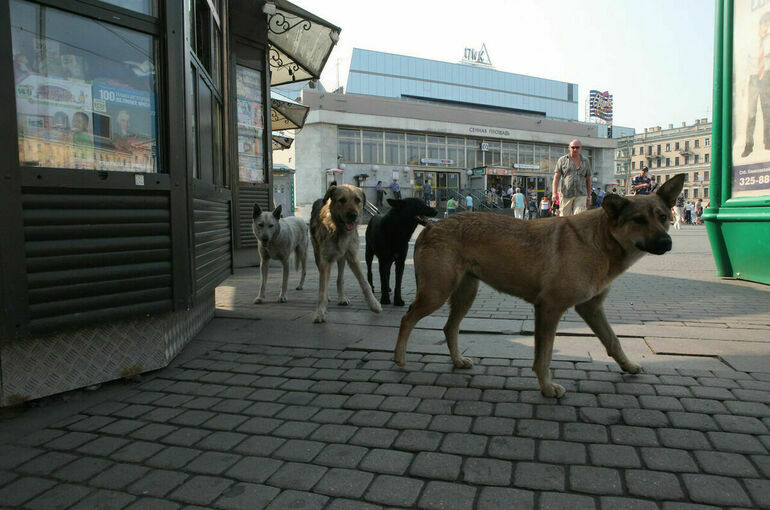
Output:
[
  {"xmin": 656, "ymin": 174, "xmax": 685, "ymax": 208},
  {"xmin": 359, "ymin": 188, "xmax": 367, "ymax": 207},
  {"xmin": 323, "ymin": 185, "xmax": 337, "ymax": 204},
  {"xmin": 253, "ymin": 202, "xmax": 262, "ymax": 219},
  {"xmin": 601, "ymin": 193, "xmax": 629, "ymax": 221},
  {"xmin": 272, "ymin": 204, "xmax": 282, "ymax": 219}
]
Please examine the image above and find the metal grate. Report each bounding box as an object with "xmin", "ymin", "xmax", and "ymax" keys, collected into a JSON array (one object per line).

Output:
[
  {"xmin": 193, "ymin": 198, "xmax": 232, "ymax": 297},
  {"xmin": 237, "ymin": 187, "xmax": 269, "ymax": 248},
  {"xmin": 22, "ymin": 189, "xmax": 173, "ymax": 333}
]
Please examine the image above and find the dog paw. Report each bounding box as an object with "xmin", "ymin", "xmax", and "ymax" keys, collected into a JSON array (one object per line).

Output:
[
  {"xmin": 540, "ymin": 382, "xmax": 566, "ymax": 398},
  {"xmin": 394, "ymin": 350, "xmax": 406, "ymax": 366},
  {"xmin": 278, "ymin": 296, "xmax": 287, "ymax": 303},
  {"xmin": 295, "ymin": 285, "xmax": 303, "ymax": 290},
  {"xmin": 370, "ymin": 301, "xmax": 382, "ymax": 313},
  {"xmin": 312, "ymin": 311, "xmax": 327, "ymax": 323},
  {"xmin": 452, "ymin": 356, "xmax": 474, "ymax": 369},
  {"xmin": 623, "ymin": 361, "xmax": 642, "ymax": 374},
  {"xmin": 380, "ymin": 295, "xmax": 391, "ymax": 305},
  {"xmin": 393, "ymin": 297, "xmax": 405, "ymax": 306},
  {"xmin": 253, "ymin": 296, "xmax": 264, "ymax": 304},
  {"xmin": 338, "ymin": 298, "xmax": 350, "ymax": 306}
]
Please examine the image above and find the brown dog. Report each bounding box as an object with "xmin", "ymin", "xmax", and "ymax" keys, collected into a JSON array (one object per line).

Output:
[
  {"xmin": 310, "ymin": 184, "xmax": 382, "ymax": 323},
  {"xmin": 395, "ymin": 174, "xmax": 685, "ymax": 398}
]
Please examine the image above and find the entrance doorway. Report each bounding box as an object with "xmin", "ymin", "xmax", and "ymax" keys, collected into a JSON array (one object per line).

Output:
[{"xmin": 414, "ymin": 171, "xmax": 460, "ymax": 202}]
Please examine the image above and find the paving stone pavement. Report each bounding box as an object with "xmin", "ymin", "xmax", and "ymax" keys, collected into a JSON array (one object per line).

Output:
[{"xmin": 1, "ymin": 226, "xmax": 769, "ymax": 509}]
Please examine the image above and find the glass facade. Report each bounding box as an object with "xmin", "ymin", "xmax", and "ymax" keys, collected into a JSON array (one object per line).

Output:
[
  {"xmin": 346, "ymin": 49, "xmax": 579, "ymax": 121},
  {"xmin": 339, "ymin": 128, "xmax": 590, "ymax": 171}
]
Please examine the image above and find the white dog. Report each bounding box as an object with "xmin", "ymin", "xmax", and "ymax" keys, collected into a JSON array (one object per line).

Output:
[{"xmin": 252, "ymin": 203, "xmax": 308, "ymax": 303}]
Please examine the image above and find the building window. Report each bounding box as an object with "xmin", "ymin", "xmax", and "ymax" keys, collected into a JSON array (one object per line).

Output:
[
  {"xmin": 704, "ymin": 187, "xmax": 709, "ymax": 197},
  {"xmin": 534, "ymin": 145, "xmax": 549, "ymax": 171},
  {"xmin": 484, "ymin": 140, "xmax": 501, "ymax": 166},
  {"xmin": 685, "ymin": 140, "xmax": 690, "ymax": 151},
  {"xmin": 639, "ymin": 146, "xmax": 643, "ymax": 155},
  {"xmin": 385, "ymin": 132, "xmax": 405, "ymax": 165},
  {"xmin": 648, "ymin": 145, "xmax": 653, "ymax": 156},
  {"xmin": 101, "ymin": 1, "xmax": 156, "ymax": 15},
  {"xmin": 632, "ymin": 147, "xmax": 636, "ymax": 155},
  {"xmin": 684, "ymin": 173, "xmax": 689, "ymax": 181},
  {"xmin": 362, "ymin": 130, "xmax": 383, "ymax": 164},
  {"xmin": 684, "ymin": 155, "xmax": 690, "ymax": 165},
  {"xmin": 406, "ymin": 134, "xmax": 425, "ymax": 165},
  {"xmin": 448, "ymin": 137, "xmax": 465, "ymax": 167},
  {"xmin": 675, "ymin": 142, "xmax": 680, "ymax": 150},
  {"xmin": 11, "ymin": 0, "xmax": 159, "ymax": 172},
  {"xmin": 426, "ymin": 135, "xmax": 446, "ymax": 162},
  {"xmin": 705, "ymin": 138, "xmax": 710, "ymax": 146},
  {"xmin": 666, "ymin": 143, "xmax": 671, "ymax": 151},
  {"xmin": 675, "ymin": 157, "xmax": 680, "ymax": 166},
  {"xmin": 632, "ymin": 161, "xmax": 635, "ymax": 170},
  {"xmin": 666, "ymin": 158, "xmax": 671, "ymax": 167},
  {"xmin": 705, "ymin": 170, "xmax": 709, "ymax": 181},
  {"xmin": 518, "ymin": 143, "xmax": 534, "ymax": 166},
  {"xmin": 694, "ymin": 139, "xmax": 700, "ymax": 148},
  {"xmin": 705, "ymin": 153, "xmax": 710, "ymax": 163},
  {"xmin": 694, "ymin": 154, "xmax": 699, "ymax": 164},
  {"xmin": 338, "ymin": 128, "xmax": 360, "ymax": 162},
  {"xmin": 657, "ymin": 144, "xmax": 661, "ymax": 155},
  {"xmin": 694, "ymin": 172, "xmax": 699, "ymax": 181},
  {"xmin": 694, "ymin": 188, "xmax": 699, "ymax": 198},
  {"xmin": 501, "ymin": 141, "xmax": 516, "ymax": 168},
  {"xmin": 656, "ymin": 159, "xmax": 661, "ymax": 168}
]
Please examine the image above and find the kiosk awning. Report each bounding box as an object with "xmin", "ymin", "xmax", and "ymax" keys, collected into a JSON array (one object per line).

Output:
[
  {"xmin": 266, "ymin": 0, "xmax": 341, "ymax": 86},
  {"xmin": 270, "ymin": 90, "xmax": 309, "ymax": 130},
  {"xmin": 271, "ymin": 131, "xmax": 294, "ymax": 150}
]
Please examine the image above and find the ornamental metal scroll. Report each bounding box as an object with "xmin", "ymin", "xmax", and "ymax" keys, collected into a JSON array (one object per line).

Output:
[
  {"xmin": 267, "ymin": 12, "xmax": 312, "ymax": 35},
  {"xmin": 268, "ymin": 46, "xmax": 302, "ymax": 81}
]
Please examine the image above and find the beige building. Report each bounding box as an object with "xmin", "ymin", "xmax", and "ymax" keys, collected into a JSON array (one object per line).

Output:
[{"xmin": 616, "ymin": 119, "xmax": 711, "ymax": 200}]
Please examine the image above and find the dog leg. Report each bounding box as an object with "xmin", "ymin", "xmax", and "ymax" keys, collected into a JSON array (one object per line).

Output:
[
  {"xmin": 395, "ymin": 271, "xmax": 454, "ymax": 366},
  {"xmin": 254, "ymin": 252, "xmax": 269, "ymax": 304},
  {"xmin": 444, "ymin": 273, "xmax": 479, "ymax": 368},
  {"xmin": 393, "ymin": 257, "xmax": 406, "ymax": 307},
  {"xmin": 533, "ymin": 304, "xmax": 567, "ymax": 398},
  {"xmin": 366, "ymin": 243, "xmax": 375, "ymax": 292},
  {"xmin": 575, "ymin": 292, "xmax": 642, "ymax": 374},
  {"xmin": 346, "ymin": 250, "xmax": 382, "ymax": 313},
  {"xmin": 312, "ymin": 261, "xmax": 331, "ymax": 323},
  {"xmin": 296, "ymin": 243, "xmax": 307, "ymax": 290},
  {"xmin": 336, "ymin": 259, "xmax": 350, "ymax": 305},
  {"xmin": 278, "ymin": 258, "xmax": 290, "ymax": 303},
  {"xmin": 378, "ymin": 258, "xmax": 392, "ymax": 305}
]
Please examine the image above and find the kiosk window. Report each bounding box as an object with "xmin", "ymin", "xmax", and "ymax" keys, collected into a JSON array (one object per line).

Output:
[
  {"xmin": 100, "ymin": 0, "xmax": 155, "ymax": 16},
  {"xmin": 236, "ymin": 65, "xmax": 264, "ymax": 183},
  {"xmin": 10, "ymin": 0, "xmax": 159, "ymax": 173}
]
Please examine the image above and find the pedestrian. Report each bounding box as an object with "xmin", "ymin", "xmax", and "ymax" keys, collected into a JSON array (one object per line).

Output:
[
  {"xmin": 512, "ymin": 187, "xmax": 525, "ymax": 219},
  {"xmin": 596, "ymin": 188, "xmax": 606, "ymax": 207},
  {"xmin": 552, "ymin": 139, "xmax": 591, "ymax": 216},
  {"xmin": 590, "ymin": 188, "xmax": 598, "ymax": 208},
  {"xmin": 673, "ymin": 193, "xmax": 685, "ymax": 230},
  {"xmin": 539, "ymin": 196, "xmax": 551, "ymax": 218},
  {"xmin": 507, "ymin": 185, "xmax": 514, "ymax": 199},
  {"xmin": 465, "ymin": 192, "xmax": 473, "ymax": 211},
  {"xmin": 685, "ymin": 201, "xmax": 694, "ymax": 224},
  {"xmin": 695, "ymin": 198, "xmax": 704, "ymax": 225},
  {"xmin": 446, "ymin": 196, "xmax": 457, "ymax": 216},
  {"xmin": 423, "ymin": 180, "xmax": 432, "ymax": 206},
  {"xmin": 551, "ymin": 197, "xmax": 560, "ymax": 217},
  {"xmin": 375, "ymin": 180, "xmax": 385, "ymax": 207},
  {"xmin": 390, "ymin": 178, "xmax": 401, "ymax": 199},
  {"xmin": 528, "ymin": 196, "xmax": 538, "ymax": 220},
  {"xmin": 631, "ymin": 166, "xmax": 653, "ymax": 195}
]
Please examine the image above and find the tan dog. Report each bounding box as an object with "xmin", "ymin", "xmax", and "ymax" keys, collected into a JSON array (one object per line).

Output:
[
  {"xmin": 395, "ymin": 174, "xmax": 685, "ymax": 398},
  {"xmin": 310, "ymin": 184, "xmax": 382, "ymax": 323}
]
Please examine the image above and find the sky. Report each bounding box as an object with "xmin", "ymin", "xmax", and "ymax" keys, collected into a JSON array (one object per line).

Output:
[{"xmin": 298, "ymin": 0, "xmax": 716, "ymax": 132}]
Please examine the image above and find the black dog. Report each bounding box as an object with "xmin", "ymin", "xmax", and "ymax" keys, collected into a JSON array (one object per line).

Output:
[{"xmin": 366, "ymin": 198, "xmax": 437, "ymax": 305}]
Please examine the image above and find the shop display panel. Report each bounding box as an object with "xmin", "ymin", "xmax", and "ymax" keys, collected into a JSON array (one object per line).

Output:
[
  {"xmin": 236, "ymin": 65, "xmax": 265, "ymax": 183},
  {"xmin": 10, "ymin": 0, "xmax": 159, "ymax": 173}
]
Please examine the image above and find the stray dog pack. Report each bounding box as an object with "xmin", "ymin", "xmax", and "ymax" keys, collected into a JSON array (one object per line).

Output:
[{"xmin": 395, "ymin": 174, "xmax": 686, "ymax": 398}]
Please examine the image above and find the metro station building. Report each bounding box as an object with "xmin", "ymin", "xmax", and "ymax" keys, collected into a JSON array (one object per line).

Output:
[{"xmin": 277, "ymin": 49, "xmax": 624, "ymax": 208}]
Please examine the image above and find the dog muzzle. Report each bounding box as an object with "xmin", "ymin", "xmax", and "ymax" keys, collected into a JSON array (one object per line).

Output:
[{"xmin": 635, "ymin": 235, "xmax": 672, "ymax": 255}]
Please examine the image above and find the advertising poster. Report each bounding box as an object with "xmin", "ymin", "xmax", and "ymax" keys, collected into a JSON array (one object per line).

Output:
[
  {"xmin": 92, "ymin": 81, "xmax": 158, "ymax": 173},
  {"xmin": 236, "ymin": 65, "xmax": 265, "ymax": 183},
  {"xmin": 15, "ymin": 74, "xmax": 95, "ymax": 169},
  {"xmin": 733, "ymin": 0, "xmax": 770, "ymax": 197}
]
